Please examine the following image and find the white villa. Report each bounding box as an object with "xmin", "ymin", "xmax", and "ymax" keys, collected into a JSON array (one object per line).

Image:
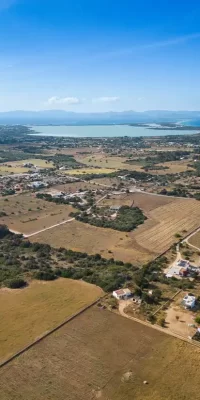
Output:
[
  {"xmin": 182, "ymin": 294, "xmax": 196, "ymax": 309},
  {"xmin": 112, "ymin": 288, "xmax": 132, "ymax": 300}
]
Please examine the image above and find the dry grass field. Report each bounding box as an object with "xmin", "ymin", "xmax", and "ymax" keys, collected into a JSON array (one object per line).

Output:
[
  {"xmin": 54, "ymin": 146, "xmax": 101, "ymax": 155},
  {"xmin": 53, "ymin": 181, "xmax": 100, "ymax": 193},
  {"xmin": 0, "ymin": 159, "xmax": 54, "ymax": 174},
  {"xmin": 0, "ymin": 193, "xmax": 76, "ymax": 234},
  {"xmin": 30, "ymin": 219, "xmax": 154, "ymax": 264},
  {"xmin": 0, "ymin": 165, "xmax": 30, "ymax": 174},
  {"xmin": 0, "ymin": 306, "xmax": 200, "ymax": 400},
  {"xmin": 0, "ymin": 279, "xmax": 103, "ymax": 363},
  {"xmin": 134, "ymin": 196, "xmax": 200, "ymax": 254},
  {"xmin": 63, "ymin": 167, "xmax": 117, "ymax": 175},
  {"xmin": 30, "ymin": 193, "xmax": 200, "ymax": 264},
  {"xmin": 188, "ymin": 230, "xmax": 200, "ymax": 249},
  {"xmin": 150, "ymin": 160, "xmax": 194, "ymax": 175},
  {"xmin": 17, "ymin": 158, "xmax": 54, "ymax": 168},
  {"xmin": 77, "ymin": 153, "xmax": 144, "ymax": 171}
]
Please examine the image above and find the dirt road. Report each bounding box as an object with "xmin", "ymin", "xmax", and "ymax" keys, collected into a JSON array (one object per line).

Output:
[
  {"xmin": 118, "ymin": 300, "xmax": 200, "ymax": 349},
  {"xmin": 9, "ymin": 193, "xmax": 110, "ymax": 238}
]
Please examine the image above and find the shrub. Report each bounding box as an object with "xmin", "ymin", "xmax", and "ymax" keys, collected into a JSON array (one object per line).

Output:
[
  {"xmin": 195, "ymin": 315, "xmax": 200, "ymax": 325},
  {"xmin": 5, "ymin": 278, "xmax": 27, "ymax": 289},
  {"xmin": 34, "ymin": 271, "xmax": 57, "ymax": 281},
  {"xmin": 158, "ymin": 317, "xmax": 166, "ymax": 327}
]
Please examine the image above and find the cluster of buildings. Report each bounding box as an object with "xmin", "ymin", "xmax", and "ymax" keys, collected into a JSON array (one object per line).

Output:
[
  {"xmin": 0, "ymin": 171, "xmax": 80, "ymax": 197},
  {"xmin": 165, "ymin": 259, "xmax": 200, "ymax": 279}
]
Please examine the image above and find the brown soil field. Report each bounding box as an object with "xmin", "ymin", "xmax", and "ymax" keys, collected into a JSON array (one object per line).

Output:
[
  {"xmin": 53, "ymin": 181, "xmax": 103, "ymax": 193},
  {"xmin": 134, "ymin": 197, "xmax": 200, "ymax": 254},
  {"xmin": 30, "ymin": 194, "xmax": 200, "ymax": 264},
  {"xmin": 92, "ymin": 177, "xmax": 120, "ymax": 186},
  {"xmin": 188, "ymin": 230, "xmax": 200, "ymax": 249},
  {"xmin": 0, "ymin": 193, "xmax": 76, "ymax": 234},
  {"xmin": 0, "ymin": 279, "xmax": 103, "ymax": 363},
  {"xmin": 102, "ymin": 192, "xmax": 176, "ymax": 213},
  {"xmin": 0, "ymin": 306, "xmax": 200, "ymax": 400}
]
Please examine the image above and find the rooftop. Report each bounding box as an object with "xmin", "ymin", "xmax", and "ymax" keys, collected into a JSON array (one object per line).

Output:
[{"xmin": 114, "ymin": 288, "xmax": 131, "ymax": 296}]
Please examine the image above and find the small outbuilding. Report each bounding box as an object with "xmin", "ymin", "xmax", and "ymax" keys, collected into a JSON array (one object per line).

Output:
[{"xmin": 112, "ymin": 288, "xmax": 132, "ymax": 300}]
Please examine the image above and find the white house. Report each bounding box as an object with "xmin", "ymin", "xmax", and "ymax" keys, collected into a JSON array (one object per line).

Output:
[
  {"xmin": 112, "ymin": 288, "xmax": 132, "ymax": 300},
  {"xmin": 182, "ymin": 294, "xmax": 196, "ymax": 309}
]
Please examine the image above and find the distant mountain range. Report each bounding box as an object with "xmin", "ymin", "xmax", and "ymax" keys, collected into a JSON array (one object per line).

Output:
[{"xmin": 0, "ymin": 110, "xmax": 200, "ymax": 125}]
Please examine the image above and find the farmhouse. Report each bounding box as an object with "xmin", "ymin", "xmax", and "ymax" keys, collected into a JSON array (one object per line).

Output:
[
  {"xmin": 177, "ymin": 260, "xmax": 190, "ymax": 268},
  {"xmin": 113, "ymin": 288, "xmax": 132, "ymax": 300},
  {"xmin": 28, "ymin": 181, "xmax": 47, "ymax": 189},
  {"xmin": 182, "ymin": 294, "xmax": 196, "ymax": 309}
]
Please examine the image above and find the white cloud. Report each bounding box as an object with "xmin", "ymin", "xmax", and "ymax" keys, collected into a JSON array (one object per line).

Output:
[
  {"xmin": 47, "ymin": 96, "xmax": 81, "ymax": 105},
  {"xmin": 92, "ymin": 96, "xmax": 120, "ymax": 103}
]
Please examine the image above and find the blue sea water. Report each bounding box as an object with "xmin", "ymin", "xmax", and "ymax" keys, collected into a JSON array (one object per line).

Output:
[{"xmin": 30, "ymin": 124, "xmax": 200, "ymax": 138}]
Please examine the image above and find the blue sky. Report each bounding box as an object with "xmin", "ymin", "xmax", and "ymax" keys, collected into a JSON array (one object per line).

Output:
[{"xmin": 1, "ymin": 0, "xmax": 200, "ymax": 112}]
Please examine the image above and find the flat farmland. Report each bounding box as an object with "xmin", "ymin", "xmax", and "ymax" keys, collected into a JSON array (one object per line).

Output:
[
  {"xmin": 16, "ymin": 158, "xmax": 54, "ymax": 168},
  {"xmin": 0, "ymin": 306, "xmax": 200, "ymax": 400},
  {"xmin": 63, "ymin": 167, "xmax": 117, "ymax": 175},
  {"xmin": 150, "ymin": 160, "xmax": 194, "ymax": 174},
  {"xmin": 54, "ymin": 146, "xmax": 101, "ymax": 155},
  {"xmin": 52, "ymin": 181, "xmax": 100, "ymax": 193},
  {"xmin": 77, "ymin": 153, "xmax": 143, "ymax": 171},
  {"xmin": 0, "ymin": 193, "xmax": 75, "ymax": 234},
  {"xmin": 134, "ymin": 197, "xmax": 200, "ymax": 254},
  {"xmin": 101, "ymin": 191, "xmax": 175, "ymax": 213},
  {"xmin": 30, "ymin": 219, "xmax": 153, "ymax": 264},
  {"xmin": 0, "ymin": 165, "xmax": 30, "ymax": 174},
  {"xmin": 188, "ymin": 230, "xmax": 200, "ymax": 249},
  {"xmin": 0, "ymin": 279, "xmax": 103, "ymax": 363},
  {"xmin": 0, "ymin": 158, "xmax": 54, "ymax": 174},
  {"xmin": 30, "ymin": 194, "xmax": 200, "ymax": 264}
]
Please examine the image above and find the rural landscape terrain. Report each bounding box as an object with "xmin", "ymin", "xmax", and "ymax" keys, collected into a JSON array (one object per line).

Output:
[{"xmin": 1, "ymin": 125, "xmax": 200, "ymax": 398}]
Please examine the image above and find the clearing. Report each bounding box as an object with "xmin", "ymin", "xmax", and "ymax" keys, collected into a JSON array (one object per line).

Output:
[
  {"xmin": 0, "ymin": 193, "xmax": 75, "ymax": 234},
  {"xmin": 0, "ymin": 306, "xmax": 200, "ymax": 400},
  {"xmin": 0, "ymin": 278, "xmax": 102, "ymax": 363}
]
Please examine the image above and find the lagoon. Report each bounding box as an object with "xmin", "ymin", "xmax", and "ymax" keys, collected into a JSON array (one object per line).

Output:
[{"xmin": 30, "ymin": 124, "xmax": 199, "ymax": 138}]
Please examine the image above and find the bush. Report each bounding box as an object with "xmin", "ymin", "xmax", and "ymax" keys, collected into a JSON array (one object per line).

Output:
[
  {"xmin": 158, "ymin": 317, "xmax": 166, "ymax": 327},
  {"xmin": 5, "ymin": 278, "xmax": 27, "ymax": 289},
  {"xmin": 195, "ymin": 315, "xmax": 200, "ymax": 325},
  {"xmin": 34, "ymin": 271, "xmax": 57, "ymax": 281},
  {"xmin": 0, "ymin": 225, "xmax": 10, "ymax": 239}
]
